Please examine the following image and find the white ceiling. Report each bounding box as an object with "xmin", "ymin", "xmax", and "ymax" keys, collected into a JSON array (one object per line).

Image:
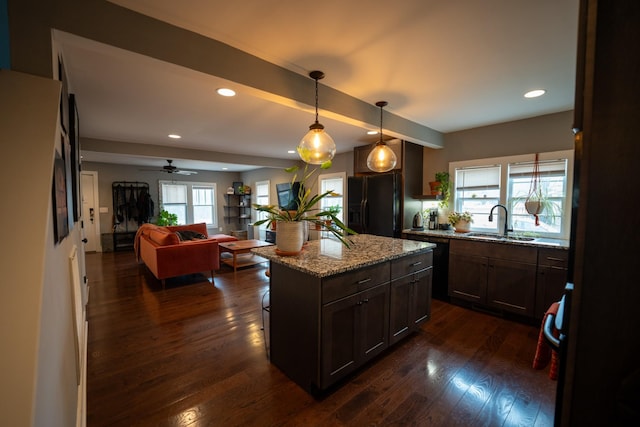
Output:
[{"xmin": 56, "ymin": 0, "xmax": 579, "ymax": 172}]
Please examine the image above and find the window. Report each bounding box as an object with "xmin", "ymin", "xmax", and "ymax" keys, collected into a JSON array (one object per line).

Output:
[
  {"xmin": 254, "ymin": 180, "xmax": 270, "ymax": 229},
  {"xmin": 508, "ymin": 159, "xmax": 568, "ymax": 235},
  {"xmin": 454, "ymin": 165, "xmax": 501, "ymax": 230},
  {"xmin": 318, "ymin": 172, "xmax": 346, "ymax": 223},
  {"xmin": 159, "ymin": 180, "xmax": 217, "ymax": 227},
  {"xmin": 450, "ymin": 150, "xmax": 573, "ymax": 239}
]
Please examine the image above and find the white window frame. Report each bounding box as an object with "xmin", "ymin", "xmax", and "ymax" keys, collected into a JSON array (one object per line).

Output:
[
  {"xmin": 318, "ymin": 171, "xmax": 346, "ymax": 224},
  {"xmin": 254, "ymin": 179, "xmax": 270, "ymax": 230},
  {"xmin": 158, "ymin": 180, "xmax": 218, "ymax": 228},
  {"xmin": 449, "ymin": 150, "xmax": 573, "ymax": 239}
]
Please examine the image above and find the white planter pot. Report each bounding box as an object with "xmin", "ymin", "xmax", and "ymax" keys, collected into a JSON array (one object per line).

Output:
[
  {"xmin": 453, "ymin": 219, "xmax": 471, "ymax": 233},
  {"xmin": 276, "ymin": 221, "xmax": 305, "ymax": 254},
  {"xmin": 525, "ymin": 200, "xmax": 544, "ymax": 215}
]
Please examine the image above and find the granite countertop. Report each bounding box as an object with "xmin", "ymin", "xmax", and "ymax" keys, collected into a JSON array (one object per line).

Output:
[
  {"xmin": 402, "ymin": 228, "xmax": 569, "ymax": 249},
  {"xmin": 251, "ymin": 234, "xmax": 435, "ymax": 278}
]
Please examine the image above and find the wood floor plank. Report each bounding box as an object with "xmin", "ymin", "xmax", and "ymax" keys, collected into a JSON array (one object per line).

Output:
[{"xmin": 85, "ymin": 251, "xmax": 555, "ymax": 426}]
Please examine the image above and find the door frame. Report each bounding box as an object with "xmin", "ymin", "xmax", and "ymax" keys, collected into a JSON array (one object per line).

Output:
[{"xmin": 81, "ymin": 170, "xmax": 102, "ymax": 252}]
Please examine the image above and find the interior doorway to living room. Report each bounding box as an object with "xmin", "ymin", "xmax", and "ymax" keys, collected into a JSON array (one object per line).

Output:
[{"xmin": 81, "ymin": 171, "xmax": 101, "ymax": 252}]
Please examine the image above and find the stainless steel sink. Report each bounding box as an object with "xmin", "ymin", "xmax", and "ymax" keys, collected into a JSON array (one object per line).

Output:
[
  {"xmin": 465, "ymin": 232, "xmax": 503, "ymax": 239},
  {"xmin": 465, "ymin": 232, "xmax": 536, "ymax": 242},
  {"xmin": 505, "ymin": 236, "xmax": 536, "ymax": 241}
]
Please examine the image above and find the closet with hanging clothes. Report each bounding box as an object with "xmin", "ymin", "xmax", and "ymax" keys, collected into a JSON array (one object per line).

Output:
[{"xmin": 112, "ymin": 181, "xmax": 153, "ymax": 251}]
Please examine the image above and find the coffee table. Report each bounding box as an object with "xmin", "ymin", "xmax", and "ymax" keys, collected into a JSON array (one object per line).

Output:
[{"xmin": 218, "ymin": 239, "xmax": 273, "ymax": 272}]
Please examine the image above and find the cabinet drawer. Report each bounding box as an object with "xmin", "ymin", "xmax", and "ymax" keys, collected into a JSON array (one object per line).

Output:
[
  {"xmin": 538, "ymin": 248, "xmax": 569, "ymax": 268},
  {"xmin": 450, "ymin": 239, "xmax": 536, "ymax": 263},
  {"xmin": 322, "ymin": 262, "xmax": 390, "ymax": 303},
  {"xmin": 391, "ymin": 250, "xmax": 433, "ymax": 279}
]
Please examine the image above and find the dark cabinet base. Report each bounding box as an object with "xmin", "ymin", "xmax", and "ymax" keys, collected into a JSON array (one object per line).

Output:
[{"xmin": 269, "ymin": 249, "xmax": 433, "ymax": 394}]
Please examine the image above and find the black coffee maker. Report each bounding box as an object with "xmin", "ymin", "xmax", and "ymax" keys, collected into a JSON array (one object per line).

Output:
[{"xmin": 428, "ymin": 210, "xmax": 438, "ymax": 230}]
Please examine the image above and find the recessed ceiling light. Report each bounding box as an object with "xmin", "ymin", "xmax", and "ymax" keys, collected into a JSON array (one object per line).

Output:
[
  {"xmin": 168, "ymin": 134, "xmax": 181, "ymax": 139},
  {"xmin": 287, "ymin": 150, "xmax": 295, "ymax": 154},
  {"xmin": 217, "ymin": 88, "xmax": 236, "ymax": 97},
  {"xmin": 367, "ymin": 130, "xmax": 379, "ymax": 135},
  {"xmin": 222, "ymin": 167, "xmax": 228, "ymax": 170},
  {"xmin": 524, "ymin": 89, "xmax": 546, "ymax": 98}
]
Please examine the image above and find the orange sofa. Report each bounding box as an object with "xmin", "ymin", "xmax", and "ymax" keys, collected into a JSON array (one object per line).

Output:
[{"xmin": 135, "ymin": 223, "xmax": 238, "ymax": 285}]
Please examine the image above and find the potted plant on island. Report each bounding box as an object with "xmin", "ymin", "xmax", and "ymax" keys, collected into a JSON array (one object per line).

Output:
[
  {"xmin": 448, "ymin": 211, "xmax": 473, "ymax": 233},
  {"xmin": 253, "ymin": 161, "xmax": 356, "ymax": 253}
]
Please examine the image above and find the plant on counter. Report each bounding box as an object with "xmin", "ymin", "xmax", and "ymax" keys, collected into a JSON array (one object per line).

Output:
[
  {"xmin": 156, "ymin": 209, "xmax": 178, "ymax": 226},
  {"xmin": 448, "ymin": 211, "xmax": 473, "ymax": 225},
  {"xmin": 253, "ymin": 161, "xmax": 357, "ymax": 247}
]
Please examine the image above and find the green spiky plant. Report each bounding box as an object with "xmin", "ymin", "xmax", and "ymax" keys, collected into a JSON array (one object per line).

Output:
[{"xmin": 252, "ymin": 161, "xmax": 357, "ymax": 247}]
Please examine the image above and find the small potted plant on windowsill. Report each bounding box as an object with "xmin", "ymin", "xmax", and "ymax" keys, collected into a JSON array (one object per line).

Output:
[{"xmin": 448, "ymin": 211, "xmax": 473, "ymax": 233}]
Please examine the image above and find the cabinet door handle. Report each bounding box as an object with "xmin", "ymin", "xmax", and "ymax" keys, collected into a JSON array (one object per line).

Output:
[
  {"xmin": 411, "ymin": 261, "xmax": 423, "ymax": 267},
  {"xmin": 546, "ymin": 257, "xmax": 565, "ymax": 262},
  {"xmin": 362, "ymin": 298, "xmax": 369, "ymax": 304},
  {"xmin": 358, "ymin": 278, "xmax": 371, "ymax": 285}
]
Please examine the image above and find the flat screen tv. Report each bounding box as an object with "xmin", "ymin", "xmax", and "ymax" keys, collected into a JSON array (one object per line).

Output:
[{"xmin": 276, "ymin": 182, "xmax": 303, "ymax": 211}]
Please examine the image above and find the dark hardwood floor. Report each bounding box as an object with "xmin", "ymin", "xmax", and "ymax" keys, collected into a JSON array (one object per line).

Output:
[{"xmin": 86, "ymin": 250, "xmax": 556, "ymax": 426}]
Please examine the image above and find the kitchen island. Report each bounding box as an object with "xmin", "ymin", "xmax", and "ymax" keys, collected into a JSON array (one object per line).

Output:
[{"xmin": 252, "ymin": 234, "xmax": 435, "ymax": 393}]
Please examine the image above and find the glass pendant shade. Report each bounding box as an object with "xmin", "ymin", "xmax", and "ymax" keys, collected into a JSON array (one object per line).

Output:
[
  {"xmin": 367, "ymin": 100, "xmax": 397, "ymax": 172},
  {"xmin": 297, "ymin": 70, "xmax": 336, "ymax": 165},
  {"xmin": 298, "ymin": 124, "xmax": 336, "ymax": 164},
  {"xmin": 367, "ymin": 142, "xmax": 397, "ymax": 172}
]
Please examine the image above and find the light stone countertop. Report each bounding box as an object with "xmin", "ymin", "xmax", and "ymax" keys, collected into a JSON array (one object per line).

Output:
[
  {"xmin": 401, "ymin": 228, "xmax": 570, "ymax": 249},
  {"xmin": 251, "ymin": 234, "xmax": 435, "ymax": 278}
]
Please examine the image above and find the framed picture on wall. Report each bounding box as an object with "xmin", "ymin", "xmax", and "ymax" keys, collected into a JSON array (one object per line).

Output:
[
  {"xmin": 58, "ymin": 56, "xmax": 69, "ymax": 134},
  {"xmin": 52, "ymin": 135, "xmax": 69, "ymax": 244},
  {"xmin": 69, "ymin": 94, "xmax": 81, "ymax": 222}
]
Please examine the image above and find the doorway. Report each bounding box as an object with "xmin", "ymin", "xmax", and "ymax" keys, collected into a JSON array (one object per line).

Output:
[{"xmin": 81, "ymin": 171, "xmax": 102, "ymax": 252}]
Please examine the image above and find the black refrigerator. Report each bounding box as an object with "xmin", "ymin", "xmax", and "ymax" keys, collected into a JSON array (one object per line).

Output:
[{"xmin": 347, "ymin": 173, "xmax": 402, "ymax": 237}]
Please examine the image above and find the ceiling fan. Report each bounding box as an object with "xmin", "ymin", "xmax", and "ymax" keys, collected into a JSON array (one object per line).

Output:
[{"xmin": 141, "ymin": 159, "xmax": 198, "ymax": 175}]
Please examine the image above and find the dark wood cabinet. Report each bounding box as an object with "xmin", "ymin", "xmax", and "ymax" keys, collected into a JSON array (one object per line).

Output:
[
  {"xmin": 448, "ymin": 252, "xmax": 487, "ymax": 303},
  {"xmin": 535, "ymin": 248, "xmax": 568, "ymax": 319},
  {"xmin": 487, "ymin": 257, "xmax": 537, "ymax": 316},
  {"xmin": 389, "ymin": 251, "xmax": 433, "ymax": 345},
  {"xmin": 269, "ymin": 247, "xmax": 432, "ymax": 393},
  {"xmin": 321, "ymin": 282, "xmax": 389, "ymax": 387},
  {"xmin": 448, "ymin": 239, "xmax": 537, "ymax": 317}
]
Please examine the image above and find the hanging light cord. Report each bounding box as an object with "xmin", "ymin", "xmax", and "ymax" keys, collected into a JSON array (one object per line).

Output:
[
  {"xmin": 314, "ymin": 77, "xmax": 319, "ymax": 124},
  {"xmin": 378, "ymin": 104, "xmax": 383, "ymax": 143}
]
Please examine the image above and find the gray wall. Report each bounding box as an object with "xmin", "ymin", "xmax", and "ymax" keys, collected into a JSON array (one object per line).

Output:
[
  {"xmin": 84, "ymin": 150, "xmax": 355, "ymax": 237},
  {"xmin": 83, "ymin": 161, "xmax": 242, "ymax": 235},
  {"xmin": 422, "ymin": 110, "xmax": 574, "ymax": 190},
  {"xmin": 240, "ymin": 151, "xmax": 354, "ymax": 205}
]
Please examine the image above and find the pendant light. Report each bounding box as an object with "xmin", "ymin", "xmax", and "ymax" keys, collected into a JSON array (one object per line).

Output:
[
  {"xmin": 367, "ymin": 101, "xmax": 397, "ymax": 172},
  {"xmin": 297, "ymin": 70, "xmax": 336, "ymax": 165}
]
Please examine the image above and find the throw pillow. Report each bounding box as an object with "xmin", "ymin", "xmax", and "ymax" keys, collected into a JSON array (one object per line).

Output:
[{"xmin": 176, "ymin": 230, "xmax": 207, "ymax": 241}]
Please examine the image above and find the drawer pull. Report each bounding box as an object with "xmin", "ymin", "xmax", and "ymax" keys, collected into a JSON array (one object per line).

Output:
[
  {"xmin": 410, "ymin": 261, "xmax": 423, "ymax": 267},
  {"xmin": 546, "ymin": 257, "xmax": 565, "ymax": 262},
  {"xmin": 357, "ymin": 278, "xmax": 372, "ymax": 285}
]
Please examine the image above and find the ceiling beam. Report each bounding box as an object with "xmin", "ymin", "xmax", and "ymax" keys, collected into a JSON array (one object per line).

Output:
[
  {"xmin": 81, "ymin": 137, "xmax": 297, "ymax": 169},
  {"xmin": 45, "ymin": 0, "xmax": 443, "ymax": 148}
]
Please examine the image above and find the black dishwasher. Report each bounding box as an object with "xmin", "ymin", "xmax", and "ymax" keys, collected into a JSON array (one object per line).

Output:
[{"xmin": 404, "ymin": 234, "xmax": 450, "ymax": 300}]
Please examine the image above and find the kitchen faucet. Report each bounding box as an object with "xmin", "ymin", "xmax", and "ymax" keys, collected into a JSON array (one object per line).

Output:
[{"xmin": 489, "ymin": 204, "xmax": 513, "ymax": 237}]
